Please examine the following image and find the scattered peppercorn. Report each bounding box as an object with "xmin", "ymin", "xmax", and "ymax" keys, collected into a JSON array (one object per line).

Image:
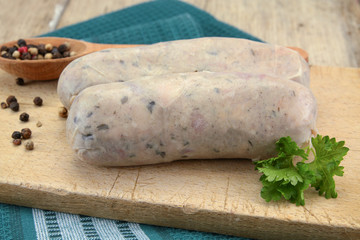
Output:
[
  {"xmin": 19, "ymin": 112, "xmax": 29, "ymax": 122},
  {"xmin": 25, "ymin": 140, "xmax": 34, "ymax": 150},
  {"xmin": 9, "ymin": 101, "xmax": 19, "ymax": 111},
  {"xmin": 13, "ymin": 139, "xmax": 22, "ymax": 146},
  {"xmin": 36, "ymin": 121, "xmax": 42, "ymax": 127},
  {"xmin": 12, "ymin": 131, "xmax": 22, "ymax": 139},
  {"xmin": 1, "ymin": 102, "xmax": 7, "ymax": 109},
  {"xmin": 21, "ymin": 128, "xmax": 32, "ymax": 139},
  {"xmin": 16, "ymin": 77, "xmax": 25, "ymax": 85},
  {"xmin": 6, "ymin": 95, "xmax": 17, "ymax": 105},
  {"xmin": 33, "ymin": 96, "xmax": 43, "ymax": 106},
  {"xmin": 59, "ymin": 106, "xmax": 68, "ymax": 118}
]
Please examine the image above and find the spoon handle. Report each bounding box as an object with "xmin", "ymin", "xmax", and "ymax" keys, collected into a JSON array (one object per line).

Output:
[{"xmin": 85, "ymin": 42, "xmax": 141, "ymax": 54}]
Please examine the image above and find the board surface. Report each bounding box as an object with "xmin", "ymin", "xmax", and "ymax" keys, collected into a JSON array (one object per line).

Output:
[{"xmin": 0, "ymin": 66, "xmax": 359, "ymax": 240}]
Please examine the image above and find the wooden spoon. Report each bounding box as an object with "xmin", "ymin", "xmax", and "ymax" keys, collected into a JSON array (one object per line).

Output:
[
  {"xmin": 0, "ymin": 37, "xmax": 140, "ymax": 80},
  {"xmin": 0, "ymin": 37, "xmax": 309, "ymax": 81}
]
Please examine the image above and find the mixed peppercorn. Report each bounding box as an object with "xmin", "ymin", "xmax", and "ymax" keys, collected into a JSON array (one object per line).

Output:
[
  {"xmin": 1, "ymin": 95, "xmax": 44, "ymax": 150},
  {"xmin": 1, "ymin": 39, "xmax": 75, "ymax": 60}
]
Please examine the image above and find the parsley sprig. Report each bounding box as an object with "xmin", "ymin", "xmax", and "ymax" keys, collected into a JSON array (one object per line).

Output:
[{"xmin": 254, "ymin": 135, "xmax": 349, "ymax": 206}]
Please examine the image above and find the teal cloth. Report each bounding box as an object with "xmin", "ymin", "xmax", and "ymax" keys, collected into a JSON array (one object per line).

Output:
[
  {"xmin": 1, "ymin": 0, "xmax": 262, "ymax": 239},
  {"xmin": 40, "ymin": 0, "xmax": 262, "ymax": 43}
]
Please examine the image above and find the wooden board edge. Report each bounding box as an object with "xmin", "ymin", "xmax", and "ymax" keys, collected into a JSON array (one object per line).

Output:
[{"xmin": 1, "ymin": 182, "xmax": 358, "ymax": 240}]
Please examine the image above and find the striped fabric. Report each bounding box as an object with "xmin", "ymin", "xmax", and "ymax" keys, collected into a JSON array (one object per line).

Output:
[{"xmin": 32, "ymin": 209, "xmax": 150, "ymax": 240}]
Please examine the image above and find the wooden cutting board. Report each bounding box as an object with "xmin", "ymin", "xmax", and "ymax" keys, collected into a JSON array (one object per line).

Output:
[{"xmin": 0, "ymin": 66, "xmax": 359, "ymax": 240}]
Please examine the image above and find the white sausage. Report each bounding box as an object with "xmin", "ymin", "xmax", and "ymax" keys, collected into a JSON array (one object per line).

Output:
[
  {"xmin": 67, "ymin": 72, "xmax": 317, "ymax": 166},
  {"xmin": 58, "ymin": 37, "xmax": 310, "ymax": 109}
]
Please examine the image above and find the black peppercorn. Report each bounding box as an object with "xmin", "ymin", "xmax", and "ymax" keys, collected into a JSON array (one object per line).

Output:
[
  {"xmin": 52, "ymin": 51, "xmax": 62, "ymax": 59},
  {"xmin": 17, "ymin": 39, "xmax": 27, "ymax": 47},
  {"xmin": 9, "ymin": 102, "xmax": 19, "ymax": 112},
  {"xmin": 12, "ymin": 131, "xmax": 22, "ymax": 139},
  {"xmin": 33, "ymin": 96, "xmax": 43, "ymax": 106},
  {"xmin": 37, "ymin": 44, "xmax": 46, "ymax": 55},
  {"xmin": 13, "ymin": 139, "xmax": 22, "ymax": 146},
  {"xmin": 8, "ymin": 47, "xmax": 17, "ymax": 55},
  {"xmin": 58, "ymin": 44, "xmax": 68, "ymax": 53},
  {"xmin": 19, "ymin": 112, "xmax": 29, "ymax": 122},
  {"xmin": 21, "ymin": 52, "xmax": 31, "ymax": 60},
  {"xmin": 1, "ymin": 52, "xmax": 10, "ymax": 58},
  {"xmin": 62, "ymin": 51, "xmax": 70, "ymax": 58},
  {"xmin": 6, "ymin": 95, "xmax": 17, "ymax": 105},
  {"xmin": 1, "ymin": 102, "xmax": 7, "ymax": 109},
  {"xmin": 16, "ymin": 77, "xmax": 25, "ymax": 85},
  {"xmin": 1, "ymin": 46, "xmax": 8, "ymax": 52},
  {"xmin": 21, "ymin": 128, "xmax": 32, "ymax": 139}
]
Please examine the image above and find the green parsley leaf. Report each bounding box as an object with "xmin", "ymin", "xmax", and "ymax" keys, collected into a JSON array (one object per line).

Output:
[
  {"xmin": 308, "ymin": 135, "xmax": 349, "ymax": 199},
  {"xmin": 254, "ymin": 134, "xmax": 348, "ymax": 206}
]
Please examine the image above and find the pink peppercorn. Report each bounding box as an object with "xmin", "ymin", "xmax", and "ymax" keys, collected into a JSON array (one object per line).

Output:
[{"xmin": 18, "ymin": 46, "xmax": 28, "ymax": 54}]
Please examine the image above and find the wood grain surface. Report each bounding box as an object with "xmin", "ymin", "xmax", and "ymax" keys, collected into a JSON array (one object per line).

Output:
[
  {"xmin": 0, "ymin": 66, "xmax": 359, "ymax": 240},
  {"xmin": 0, "ymin": 0, "xmax": 359, "ymax": 68}
]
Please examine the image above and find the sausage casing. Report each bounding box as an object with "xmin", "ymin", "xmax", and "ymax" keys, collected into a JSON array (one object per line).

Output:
[
  {"xmin": 67, "ymin": 72, "xmax": 317, "ymax": 166},
  {"xmin": 58, "ymin": 37, "xmax": 310, "ymax": 109}
]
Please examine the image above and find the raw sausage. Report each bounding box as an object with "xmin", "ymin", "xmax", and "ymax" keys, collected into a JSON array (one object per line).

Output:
[
  {"xmin": 67, "ymin": 72, "xmax": 317, "ymax": 166},
  {"xmin": 58, "ymin": 37, "xmax": 310, "ymax": 109}
]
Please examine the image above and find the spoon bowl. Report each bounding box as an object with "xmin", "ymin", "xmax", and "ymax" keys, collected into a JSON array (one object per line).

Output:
[{"xmin": 0, "ymin": 37, "xmax": 139, "ymax": 80}]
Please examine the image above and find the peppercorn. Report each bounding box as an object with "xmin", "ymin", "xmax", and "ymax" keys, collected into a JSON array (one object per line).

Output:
[
  {"xmin": 13, "ymin": 139, "xmax": 21, "ymax": 146},
  {"xmin": 59, "ymin": 106, "xmax": 68, "ymax": 118},
  {"xmin": 51, "ymin": 47, "xmax": 59, "ymax": 54},
  {"xmin": 37, "ymin": 54, "xmax": 44, "ymax": 60},
  {"xmin": 12, "ymin": 50, "xmax": 20, "ymax": 58},
  {"xmin": 12, "ymin": 131, "xmax": 22, "ymax": 139},
  {"xmin": 9, "ymin": 102, "xmax": 19, "ymax": 112},
  {"xmin": 1, "ymin": 52, "xmax": 10, "ymax": 58},
  {"xmin": 58, "ymin": 44, "xmax": 68, "ymax": 53},
  {"xmin": 17, "ymin": 39, "xmax": 27, "ymax": 47},
  {"xmin": 37, "ymin": 44, "xmax": 46, "ymax": 55},
  {"xmin": 44, "ymin": 53, "xmax": 53, "ymax": 59},
  {"xmin": 36, "ymin": 121, "xmax": 42, "ymax": 127},
  {"xmin": 21, "ymin": 128, "xmax": 32, "ymax": 139},
  {"xmin": 19, "ymin": 112, "xmax": 29, "ymax": 122},
  {"xmin": 52, "ymin": 51, "xmax": 62, "ymax": 59},
  {"xmin": 1, "ymin": 102, "xmax": 7, "ymax": 109},
  {"xmin": 18, "ymin": 46, "xmax": 28, "ymax": 54},
  {"xmin": 70, "ymin": 51, "xmax": 76, "ymax": 57},
  {"xmin": 21, "ymin": 52, "xmax": 31, "ymax": 60},
  {"xmin": 16, "ymin": 77, "xmax": 25, "ymax": 85},
  {"xmin": 8, "ymin": 47, "xmax": 17, "ymax": 55},
  {"xmin": 45, "ymin": 43, "xmax": 53, "ymax": 52},
  {"xmin": 25, "ymin": 140, "xmax": 34, "ymax": 150},
  {"xmin": 62, "ymin": 51, "xmax": 70, "ymax": 58},
  {"xmin": 6, "ymin": 95, "xmax": 17, "ymax": 105},
  {"xmin": 33, "ymin": 96, "xmax": 43, "ymax": 106},
  {"xmin": 28, "ymin": 47, "xmax": 38, "ymax": 55},
  {"xmin": 1, "ymin": 46, "xmax": 8, "ymax": 52}
]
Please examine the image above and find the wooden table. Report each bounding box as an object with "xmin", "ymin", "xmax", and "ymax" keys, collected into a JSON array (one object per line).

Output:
[
  {"xmin": 0, "ymin": 1, "xmax": 359, "ymax": 240},
  {"xmin": 0, "ymin": 0, "xmax": 359, "ymax": 68}
]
